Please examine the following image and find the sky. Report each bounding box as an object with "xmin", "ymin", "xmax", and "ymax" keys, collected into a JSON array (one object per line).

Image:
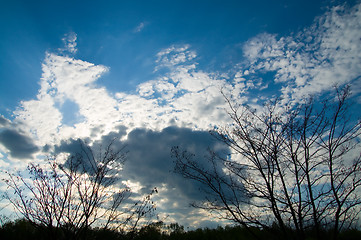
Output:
[{"xmin": 1, "ymin": 0, "xmax": 361, "ymax": 229}]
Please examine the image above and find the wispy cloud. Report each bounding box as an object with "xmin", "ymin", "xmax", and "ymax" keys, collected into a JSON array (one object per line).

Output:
[
  {"xmin": 155, "ymin": 45, "xmax": 197, "ymax": 71},
  {"xmin": 134, "ymin": 22, "xmax": 147, "ymax": 33},
  {"xmin": 240, "ymin": 3, "xmax": 361, "ymax": 103},
  {"xmin": 59, "ymin": 32, "xmax": 78, "ymax": 54}
]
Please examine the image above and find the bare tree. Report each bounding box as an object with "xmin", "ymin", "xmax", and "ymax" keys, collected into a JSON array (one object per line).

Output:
[
  {"xmin": 172, "ymin": 86, "xmax": 361, "ymax": 240},
  {"xmin": 3, "ymin": 140, "xmax": 157, "ymax": 239}
]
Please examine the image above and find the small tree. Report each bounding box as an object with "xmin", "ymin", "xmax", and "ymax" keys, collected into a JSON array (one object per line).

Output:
[
  {"xmin": 172, "ymin": 86, "xmax": 361, "ymax": 240},
  {"xmin": 4, "ymin": 140, "xmax": 157, "ymax": 239}
]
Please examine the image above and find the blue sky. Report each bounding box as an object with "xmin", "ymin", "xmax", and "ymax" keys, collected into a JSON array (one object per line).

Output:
[{"xmin": 1, "ymin": 0, "xmax": 361, "ymax": 229}]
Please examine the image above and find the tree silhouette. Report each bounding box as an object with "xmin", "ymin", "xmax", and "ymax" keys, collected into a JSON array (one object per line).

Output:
[
  {"xmin": 173, "ymin": 86, "xmax": 361, "ymax": 240},
  {"xmin": 3, "ymin": 140, "xmax": 157, "ymax": 239}
]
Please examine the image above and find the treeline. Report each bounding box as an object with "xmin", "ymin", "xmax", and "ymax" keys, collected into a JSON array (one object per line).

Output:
[{"xmin": 1, "ymin": 219, "xmax": 361, "ymax": 240}]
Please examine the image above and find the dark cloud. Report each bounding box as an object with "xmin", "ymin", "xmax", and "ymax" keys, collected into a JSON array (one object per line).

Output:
[
  {"xmin": 123, "ymin": 127, "xmax": 225, "ymax": 186},
  {"xmin": 118, "ymin": 127, "xmax": 230, "ymax": 206},
  {"xmin": 53, "ymin": 126, "xmax": 127, "ymax": 176},
  {"xmin": 54, "ymin": 138, "xmax": 90, "ymax": 155},
  {"xmin": 0, "ymin": 129, "xmax": 39, "ymax": 159},
  {"xmin": 90, "ymin": 125, "xmax": 127, "ymax": 139},
  {"xmin": 54, "ymin": 126, "xmax": 230, "ymax": 200},
  {"xmin": 54, "ymin": 125, "xmax": 127, "ymax": 159},
  {"xmin": 96, "ymin": 125, "xmax": 127, "ymax": 146},
  {"xmin": 53, "ymin": 138, "xmax": 98, "ymax": 174},
  {"xmin": 52, "ymin": 126, "xmax": 235, "ymax": 227},
  {"xmin": 118, "ymin": 126, "xmax": 232, "ymax": 227}
]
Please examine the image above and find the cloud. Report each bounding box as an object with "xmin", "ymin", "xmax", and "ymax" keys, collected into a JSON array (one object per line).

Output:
[
  {"xmin": 12, "ymin": 42, "xmax": 243, "ymax": 152},
  {"xmin": 14, "ymin": 94, "xmax": 63, "ymax": 147},
  {"xmin": 134, "ymin": 22, "xmax": 147, "ymax": 33},
  {"xmin": 0, "ymin": 115, "xmax": 10, "ymax": 127},
  {"xmin": 5, "ymin": 2, "xmax": 360, "ymax": 165},
  {"xmin": 0, "ymin": 128, "xmax": 39, "ymax": 159},
  {"xmin": 53, "ymin": 138, "xmax": 88, "ymax": 156},
  {"xmin": 53, "ymin": 126, "xmax": 229, "ymax": 197},
  {"xmin": 39, "ymin": 54, "xmax": 117, "ymax": 128},
  {"xmin": 2, "ymin": 1, "xmax": 361, "ymax": 228},
  {"xmin": 52, "ymin": 126, "xmax": 233, "ymax": 227},
  {"xmin": 135, "ymin": 45, "xmax": 237, "ymax": 130},
  {"xmin": 240, "ymin": 3, "xmax": 361, "ymax": 104},
  {"xmin": 155, "ymin": 45, "xmax": 197, "ymax": 70},
  {"xmin": 49, "ymin": 125, "xmax": 233, "ymax": 227},
  {"xmin": 53, "ymin": 125, "xmax": 128, "ymax": 157},
  {"xmin": 53, "ymin": 137, "xmax": 101, "ymax": 175},
  {"xmin": 123, "ymin": 127, "xmax": 227, "ymax": 184},
  {"xmin": 0, "ymin": 116, "xmax": 40, "ymax": 160},
  {"xmin": 60, "ymin": 32, "xmax": 78, "ymax": 54},
  {"xmin": 14, "ymin": 53, "xmax": 118, "ymax": 146},
  {"xmin": 93, "ymin": 126, "xmax": 232, "ymax": 227}
]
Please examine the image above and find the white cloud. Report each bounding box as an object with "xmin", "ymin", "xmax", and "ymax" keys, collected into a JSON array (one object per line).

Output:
[
  {"xmin": 155, "ymin": 45, "xmax": 197, "ymax": 70},
  {"xmin": 137, "ymin": 81, "xmax": 155, "ymax": 97},
  {"xmin": 129, "ymin": 46, "xmax": 241, "ymax": 130},
  {"xmin": 14, "ymin": 53, "xmax": 119, "ymax": 146},
  {"xmin": 60, "ymin": 32, "xmax": 78, "ymax": 54},
  {"xmin": 241, "ymin": 3, "xmax": 361, "ymax": 104},
  {"xmin": 14, "ymin": 94, "xmax": 62, "ymax": 146}
]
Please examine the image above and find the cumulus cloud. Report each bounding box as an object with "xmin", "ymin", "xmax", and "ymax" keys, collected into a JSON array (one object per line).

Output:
[
  {"xmin": 12, "ymin": 42, "xmax": 242, "ymax": 152},
  {"xmin": 0, "ymin": 115, "xmax": 40, "ymax": 160},
  {"xmin": 134, "ymin": 45, "xmax": 237, "ymax": 129},
  {"xmin": 0, "ymin": 128, "xmax": 39, "ymax": 159},
  {"xmin": 55, "ymin": 126, "xmax": 232, "ymax": 227},
  {"xmin": 53, "ymin": 126, "xmax": 229, "ymax": 197},
  {"xmin": 14, "ymin": 53, "xmax": 120, "ymax": 146},
  {"xmin": 123, "ymin": 127, "xmax": 227, "ymax": 186},
  {"xmin": 39, "ymin": 54, "xmax": 117, "ymax": 129},
  {"xmin": 48, "ymin": 125, "xmax": 233, "ymax": 227},
  {"xmin": 121, "ymin": 126, "xmax": 234, "ymax": 228},
  {"xmin": 14, "ymin": 94, "xmax": 62, "ymax": 147},
  {"xmin": 53, "ymin": 125, "xmax": 127, "ymax": 157},
  {"xmin": 53, "ymin": 138, "xmax": 88, "ymax": 156}
]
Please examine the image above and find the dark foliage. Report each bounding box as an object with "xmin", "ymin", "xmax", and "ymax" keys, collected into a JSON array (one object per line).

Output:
[{"xmin": 1, "ymin": 219, "xmax": 361, "ymax": 240}]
